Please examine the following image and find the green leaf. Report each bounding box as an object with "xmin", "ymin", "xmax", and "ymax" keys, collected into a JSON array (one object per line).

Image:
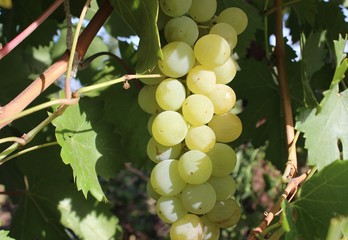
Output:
[
  {"xmin": 296, "ymin": 85, "xmax": 348, "ymax": 170},
  {"xmin": 282, "ymin": 201, "xmax": 298, "ymax": 240},
  {"xmin": 334, "ymin": 35, "xmax": 348, "ymax": 66},
  {"xmin": 0, "ymin": 230, "xmax": 15, "ymax": 240},
  {"xmin": 110, "ymin": 0, "xmax": 162, "ymax": 73},
  {"xmin": 52, "ymin": 97, "xmax": 124, "ymax": 201},
  {"xmin": 293, "ymin": 160, "xmax": 348, "ymax": 239},
  {"xmin": 290, "ymin": 0, "xmax": 317, "ymax": 26}
]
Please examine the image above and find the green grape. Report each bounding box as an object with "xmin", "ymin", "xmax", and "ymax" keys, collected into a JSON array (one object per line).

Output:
[
  {"xmin": 139, "ymin": 65, "xmax": 165, "ymax": 85},
  {"xmin": 218, "ymin": 202, "xmax": 241, "ymax": 228},
  {"xmin": 200, "ymin": 215, "xmax": 220, "ymax": 240},
  {"xmin": 151, "ymin": 159, "xmax": 187, "ymax": 196},
  {"xmin": 147, "ymin": 114, "xmax": 156, "ymax": 135},
  {"xmin": 206, "ymin": 198, "xmax": 241, "ymax": 227},
  {"xmin": 208, "ymin": 113, "xmax": 242, "ymax": 142},
  {"xmin": 207, "ymin": 176, "xmax": 236, "ymax": 200},
  {"xmin": 185, "ymin": 125, "xmax": 216, "ymax": 153},
  {"xmin": 138, "ymin": 85, "xmax": 162, "ymax": 114},
  {"xmin": 178, "ymin": 150, "xmax": 213, "ymax": 184},
  {"xmin": 216, "ymin": 7, "xmax": 248, "ymax": 35},
  {"xmin": 158, "ymin": 41, "xmax": 195, "ymax": 78},
  {"xmin": 146, "ymin": 180, "xmax": 161, "ymax": 200},
  {"xmin": 206, "ymin": 84, "xmax": 236, "ymax": 114},
  {"xmin": 156, "ymin": 78, "xmax": 186, "ymax": 111},
  {"xmin": 213, "ymin": 57, "xmax": 237, "ymax": 84},
  {"xmin": 209, "ymin": 23, "xmax": 238, "ymax": 50},
  {"xmin": 170, "ymin": 214, "xmax": 203, "ymax": 240},
  {"xmin": 181, "ymin": 183, "xmax": 216, "ymax": 214},
  {"xmin": 186, "ymin": 65, "xmax": 216, "ymax": 94},
  {"xmin": 156, "ymin": 195, "xmax": 188, "ymax": 223},
  {"xmin": 164, "ymin": 16, "xmax": 199, "ymax": 46},
  {"xmin": 146, "ymin": 137, "xmax": 182, "ymax": 163},
  {"xmin": 182, "ymin": 94, "xmax": 214, "ymax": 125},
  {"xmin": 160, "ymin": 0, "xmax": 192, "ymax": 17},
  {"xmin": 207, "ymin": 143, "xmax": 237, "ymax": 177},
  {"xmin": 157, "ymin": 8, "xmax": 172, "ymax": 30},
  {"xmin": 188, "ymin": 0, "xmax": 217, "ymax": 22},
  {"xmin": 152, "ymin": 111, "xmax": 188, "ymax": 146},
  {"xmin": 194, "ymin": 34, "xmax": 231, "ymax": 67}
]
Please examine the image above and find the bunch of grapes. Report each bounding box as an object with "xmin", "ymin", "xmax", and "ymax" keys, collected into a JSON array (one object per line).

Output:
[{"xmin": 138, "ymin": 0, "xmax": 248, "ymax": 239}]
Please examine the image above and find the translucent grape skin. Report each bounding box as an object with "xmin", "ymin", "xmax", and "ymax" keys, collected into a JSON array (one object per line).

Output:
[
  {"xmin": 170, "ymin": 214, "xmax": 204, "ymax": 240},
  {"xmin": 206, "ymin": 84, "xmax": 236, "ymax": 114},
  {"xmin": 209, "ymin": 22, "xmax": 238, "ymax": 50},
  {"xmin": 156, "ymin": 195, "xmax": 188, "ymax": 223},
  {"xmin": 146, "ymin": 137, "xmax": 182, "ymax": 163},
  {"xmin": 188, "ymin": 0, "xmax": 217, "ymax": 23},
  {"xmin": 152, "ymin": 111, "xmax": 188, "ymax": 146},
  {"xmin": 213, "ymin": 57, "xmax": 237, "ymax": 84},
  {"xmin": 160, "ymin": 0, "xmax": 192, "ymax": 17},
  {"xmin": 208, "ymin": 112, "xmax": 242, "ymax": 143},
  {"xmin": 156, "ymin": 78, "xmax": 186, "ymax": 111},
  {"xmin": 216, "ymin": 7, "xmax": 248, "ymax": 35},
  {"xmin": 182, "ymin": 94, "xmax": 214, "ymax": 125},
  {"xmin": 146, "ymin": 180, "xmax": 161, "ymax": 201},
  {"xmin": 178, "ymin": 150, "xmax": 213, "ymax": 184},
  {"xmin": 185, "ymin": 125, "xmax": 216, "ymax": 153},
  {"xmin": 186, "ymin": 65, "xmax": 216, "ymax": 94},
  {"xmin": 138, "ymin": 85, "xmax": 162, "ymax": 114},
  {"xmin": 206, "ymin": 198, "xmax": 241, "ymax": 227},
  {"xmin": 150, "ymin": 159, "xmax": 187, "ymax": 196},
  {"xmin": 164, "ymin": 16, "xmax": 199, "ymax": 46},
  {"xmin": 207, "ymin": 143, "xmax": 237, "ymax": 177},
  {"xmin": 207, "ymin": 175, "xmax": 236, "ymax": 200},
  {"xmin": 200, "ymin": 215, "xmax": 220, "ymax": 240},
  {"xmin": 158, "ymin": 42, "xmax": 195, "ymax": 78},
  {"xmin": 181, "ymin": 182, "xmax": 216, "ymax": 215}
]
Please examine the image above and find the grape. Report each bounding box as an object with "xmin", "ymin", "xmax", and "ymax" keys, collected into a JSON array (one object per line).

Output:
[
  {"xmin": 209, "ymin": 23, "xmax": 238, "ymax": 50},
  {"xmin": 208, "ymin": 113, "xmax": 242, "ymax": 142},
  {"xmin": 160, "ymin": 0, "xmax": 192, "ymax": 17},
  {"xmin": 139, "ymin": 65, "xmax": 165, "ymax": 85},
  {"xmin": 158, "ymin": 42, "xmax": 195, "ymax": 78},
  {"xmin": 186, "ymin": 65, "xmax": 216, "ymax": 94},
  {"xmin": 146, "ymin": 180, "xmax": 161, "ymax": 200},
  {"xmin": 152, "ymin": 111, "xmax": 188, "ymax": 146},
  {"xmin": 146, "ymin": 137, "xmax": 182, "ymax": 163},
  {"xmin": 147, "ymin": 114, "xmax": 156, "ymax": 135},
  {"xmin": 206, "ymin": 198, "xmax": 241, "ymax": 227},
  {"xmin": 213, "ymin": 57, "xmax": 237, "ymax": 84},
  {"xmin": 164, "ymin": 16, "xmax": 199, "ymax": 46},
  {"xmin": 156, "ymin": 78, "xmax": 186, "ymax": 111},
  {"xmin": 207, "ymin": 143, "xmax": 237, "ymax": 177},
  {"xmin": 188, "ymin": 0, "xmax": 217, "ymax": 22},
  {"xmin": 216, "ymin": 7, "xmax": 248, "ymax": 35},
  {"xmin": 178, "ymin": 150, "xmax": 212, "ymax": 184},
  {"xmin": 181, "ymin": 183, "xmax": 216, "ymax": 214},
  {"xmin": 200, "ymin": 215, "xmax": 220, "ymax": 240},
  {"xmin": 182, "ymin": 94, "xmax": 214, "ymax": 125},
  {"xmin": 206, "ymin": 84, "xmax": 236, "ymax": 114},
  {"xmin": 138, "ymin": 85, "xmax": 162, "ymax": 114},
  {"xmin": 170, "ymin": 214, "xmax": 203, "ymax": 240},
  {"xmin": 156, "ymin": 195, "xmax": 188, "ymax": 223},
  {"xmin": 194, "ymin": 34, "xmax": 231, "ymax": 67},
  {"xmin": 207, "ymin": 176, "xmax": 236, "ymax": 200},
  {"xmin": 151, "ymin": 159, "xmax": 187, "ymax": 196},
  {"xmin": 185, "ymin": 125, "xmax": 216, "ymax": 153},
  {"xmin": 218, "ymin": 202, "xmax": 241, "ymax": 228},
  {"xmin": 157, "ymin": 8, "xmax": 172, "ymax": 30}
]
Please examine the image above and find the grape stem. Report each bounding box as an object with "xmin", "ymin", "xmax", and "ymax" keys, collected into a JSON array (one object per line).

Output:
[{"xmin": 0, "ymin": 0, "xmax": 65, "ymax": 60}]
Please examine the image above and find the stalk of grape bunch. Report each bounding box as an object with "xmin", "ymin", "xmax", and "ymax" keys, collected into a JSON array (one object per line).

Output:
[{"xmin": 138, "ymin": 1, "xmax": 248, "ymax": 239}]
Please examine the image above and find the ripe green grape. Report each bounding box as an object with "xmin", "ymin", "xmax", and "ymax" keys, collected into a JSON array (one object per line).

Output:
[
  {"xmin": 170, "ymin": 214, "xmax": 203, "ymax": 240},
  {"xmin": 151, "ymin": 159, "xmax": 187, "ymax": 196},
  {"xmin": 160, "ymin": 0, "xmax": 192, "ymax": 17},
  {"xmin": 138, "ymin": 85, "xmax": 162, "ymax": 114},
  {"xmin": 200, "ymin": 215, "xmax": 220, "ymax": 240},
  {"xmin": 182, "ymin": 94, "xmax": 214, "ymax": 125},
  {"xmin": 146, "ymin": 137, "xmax": 182, "ymax": 163},
  {"xmin": 207, "ymin": 176, "xmax": 236, "ymax": 200},
  {"xmin": 194, "ymin": 34, "xmax": 231, "ymax": 67},
  {"xmin": 156, "ymin": 78, "xmax": 186, "ymax": 111},
  {"xmin": 181, "ymin": 183, "xmax": 216, "ymax": 214},
  {"xmin": 139, "ymin": 65, "xmax": 165, "ymax": 85},
  {"xmin": 216, "ymin": 7, "xmax": 248, "ymax": 35},
  {"xmin": 147, "ymin": 114, "xmax": 156, "ymax": 135},
  {"xmin": 178, "ymin": 150, "xmax": 213, "ymax": 184},
  {"xmin": 209, "ymin": 23, "xmax": 238, "ymax": 50},
  {"xmin": 218, "ymin": 202, "xmax": 241, "ymax": 228},
  {"xmin": 206, "ymin": 198, "xmax": 241, "ymax": 226},
  {"xmin": 208, "ymin": 113, "xmax": 242, "ymax": 142},
  {"xmin": 213, "ymin": 57, "xmax": 237, "ymax": 84},
  {"xmin": 186, "ymin": 65, "xmax": 216, "ymax": 94},
  {"xmin": 206, "ymin": 84, "xmax": 236, "ymax": 114},
  {"xmin": 156, "ymin": 195, "xmax": 188, "ymax": 223},
  {"xmin": 152, "ymin": 111, "xmax": 188, "ymax": 146},
  {"xmin": 158, "ymin": 42, "xmax": 195, "ymax": 78},
  {"xmin": 146, "ymin": 180, "xmax": 161, "ymax": 201},
  {"xmin": 207, "ymin": 143, "xmax": 237, "ymax": 177},
  {"xmin": 188, "ymin": 0, "xmax": 217, "ymax": 22},
  {"xmin": 164, "ymin": 16, "xmax": 199, "ymax": 46},
  {"xmin": 185, "ymin": 125, "xmax": 216, "ymax": 153}
]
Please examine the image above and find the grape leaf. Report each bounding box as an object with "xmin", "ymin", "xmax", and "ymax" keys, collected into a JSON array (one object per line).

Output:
[
  {"xmin": 52, "ymin": 97, "xmax": 124, "ymax": 201},
  {"xmin": 289, "ymin": 0, "xmax": 317, "ymax": 26},
  {"xmin": 0, "ymin": 230, "xmax": 15, "ymax": 240},
  {"xmin": 296, "ymin": 85, "xmax": 348, "ymax": 170},
  {"xmin": 293, "ymin": 160, "xmax": 348, "ymax": 239},
  {"xmin": 109, "ymin": 0, "xmax": 162, "ymax": 73}
]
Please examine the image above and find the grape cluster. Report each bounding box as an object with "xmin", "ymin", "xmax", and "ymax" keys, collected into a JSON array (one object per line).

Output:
[{"xmin": 139, "ymin": 1, "xmax": 248, "ymax": 239}]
